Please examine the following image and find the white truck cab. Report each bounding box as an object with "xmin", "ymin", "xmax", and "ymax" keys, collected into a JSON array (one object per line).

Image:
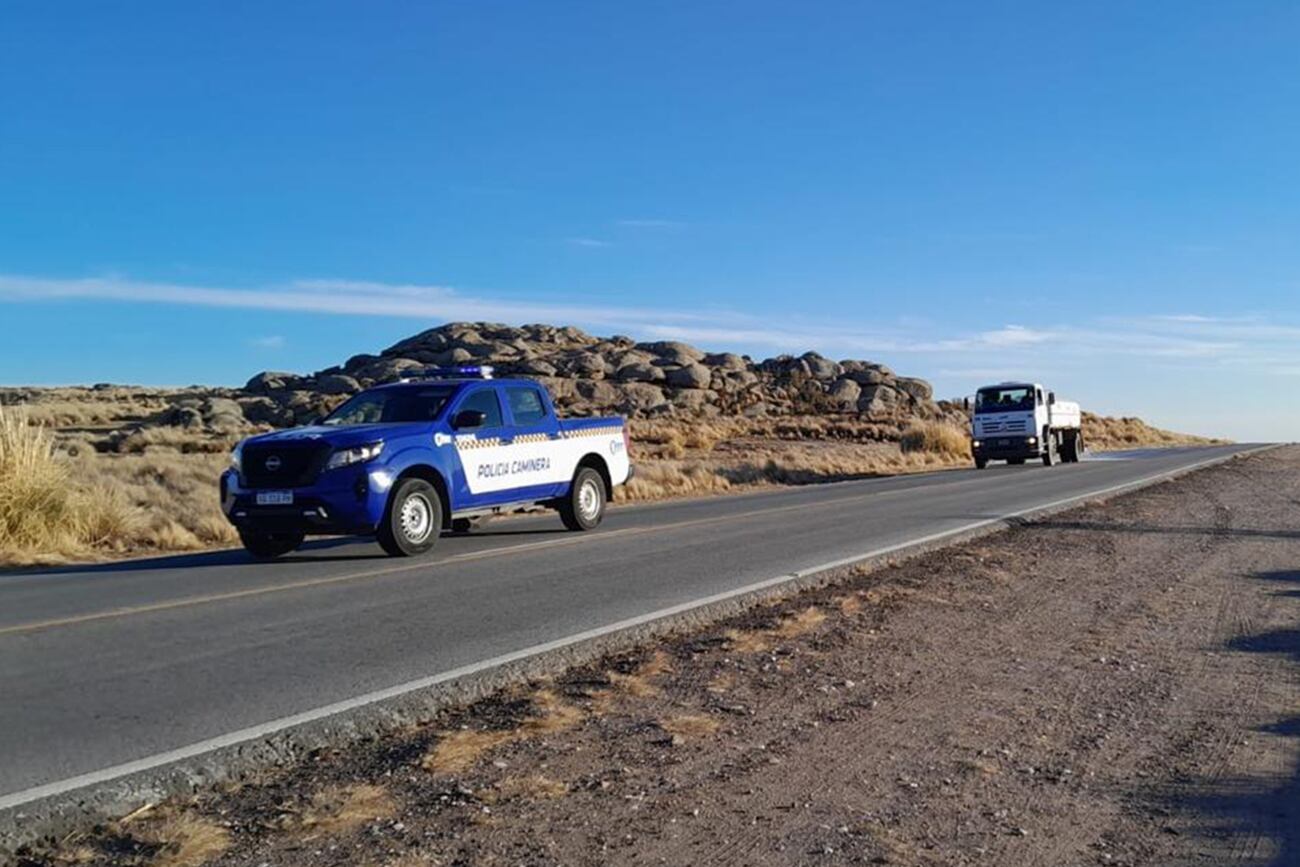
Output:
[{"xmin": 970, "ymin": 382, "xmax": 1084, "ymax": 469}]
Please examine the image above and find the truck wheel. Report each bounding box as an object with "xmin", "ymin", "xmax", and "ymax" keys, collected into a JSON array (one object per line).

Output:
[
  {"xmin": 559, "ymin": 466, "xmax": 606, "ymax": 531},
  {"xmin": 1062, "ymin": 431, "xmax": 1079, "ymax": 463},
  {"xmin": 239, "ymin": 529, "xmax": 304, "ymax": 560},
  {"xmin": 378, "ymin": 478, "xmax": 442, "ymax": 557},
  {"xmin": 974, "ymin": 458, "xmax": 987, "ymax": 469},
  {"xmin": 1042, "ymin": 434, "xmax": 1057, "ymax": 467}
]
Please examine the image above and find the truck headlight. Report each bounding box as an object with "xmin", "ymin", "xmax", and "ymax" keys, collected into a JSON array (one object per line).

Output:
[
  {"xmin": 971, "ymin": 440, "xmax": 982, "ymax": 449},
  {"xmin": 230, "ymin": 443, "xmax": 243, "ymax": 472},
  {"xmin": 1027, "ymin": 436, "xmax": 1038, "ymax": 445},
  {"xmin": 326, "ymin": 441, "xmax": 384, "ymax": 470}
]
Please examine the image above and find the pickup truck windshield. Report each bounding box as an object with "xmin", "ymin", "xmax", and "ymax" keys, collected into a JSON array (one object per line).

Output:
[
  {"xmin": 322, "ymin": 386, "xmax": 455, "ymax": 426},
  {"xmin": 975, "ymin": 387, "xmax": 1035, "ymax": 413}
]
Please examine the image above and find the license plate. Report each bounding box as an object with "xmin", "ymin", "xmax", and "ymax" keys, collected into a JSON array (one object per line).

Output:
[{"xmin": 256, "ymin": 491, "xmax": 294, "ymax": 506}]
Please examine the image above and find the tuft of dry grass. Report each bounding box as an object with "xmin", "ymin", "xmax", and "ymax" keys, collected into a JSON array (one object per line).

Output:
[
  {"xmin": 520, "ymin": 689, "xmax": 585, "ymax": 735},
  {"xmin": 422, "ymin": 729, "xmax": 516, "ymax": 775},
  {"xmin": 723, "ymin": 627, "xmax": 772, "ymax": 654},
  {"xmin": 424, "ymin": 688, "xmax": 587, "ymax": 775},
  {"xmin": 773, "ymin": 605, "xmax": 828, "ymax": 638},
  {"xmin": 899, "ymin": 421, "xmax": 971, "ymax": 459},
  {"xmin": 132, "ymin": 812, "xmax": 231, "ymax": 867},
  {"xmin": 606, "ymin": 650, "xmax": 674, "ymax": 698},
  {"xmin": 658, "ymin": 714, "xmax": 721, "ymax": 740},
  {"xmin": 299, "ymin": 783, "xmax": 395, "ymax": 836}
]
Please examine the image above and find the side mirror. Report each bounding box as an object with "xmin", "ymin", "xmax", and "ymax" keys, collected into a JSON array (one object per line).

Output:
[
  {"xmin": 452, "ymin": 409, "xmax": 487, "ymax": 429},
  {"xmin": 1048, "ymin": 392, "xmax": 1056, "ymax": 405}
]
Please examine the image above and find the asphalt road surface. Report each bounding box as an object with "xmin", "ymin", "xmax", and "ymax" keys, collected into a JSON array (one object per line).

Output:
[{"xmin": 0, "ymin": 445, "xmax": 1260, "ymax": 807}]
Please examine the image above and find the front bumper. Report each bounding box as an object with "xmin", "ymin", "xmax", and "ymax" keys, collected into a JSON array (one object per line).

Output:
[
  {"xmin": 972, "ymin": 436, "xmax": 1042, "ymax": 460},
  {"xmin": 220, "ymin": 468, "xmax": 389, "ymax": 535}
]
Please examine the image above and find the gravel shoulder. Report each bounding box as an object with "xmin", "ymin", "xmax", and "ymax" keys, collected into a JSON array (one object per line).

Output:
[{"xmin": 17, "ymin": 447, "xmax": 1300, "ymax": 867}]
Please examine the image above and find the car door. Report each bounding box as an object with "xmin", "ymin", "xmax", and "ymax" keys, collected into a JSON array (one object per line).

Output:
[
  {"xmin": 448, "ymin": 386, "xmax": 518, "ymax": 508},
  {"xmin": 503, "ymin": 383, "xmax": 567, "ymax": 499}
]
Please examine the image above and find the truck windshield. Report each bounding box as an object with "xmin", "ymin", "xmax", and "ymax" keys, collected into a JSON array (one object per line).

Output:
[
  {"xmin": 975, "ymin": 387, "xmax": 1035, "ymax": 413},
  {"xmin": 321, "ymin": 387, "xmax": 455, "ymax": 426}
]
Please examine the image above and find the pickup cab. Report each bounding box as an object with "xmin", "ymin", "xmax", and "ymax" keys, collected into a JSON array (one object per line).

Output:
[{"xmin": 220, "ymin": 367, "xmax": 633, "ymax": 559}]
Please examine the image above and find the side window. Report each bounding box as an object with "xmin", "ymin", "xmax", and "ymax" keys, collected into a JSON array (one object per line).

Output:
[
  {"xmin": 459, "ymin": 389, "xmax": 503, "ymax": 427},
  {"xmin": 506, "ymin": 387, "xmax": 547, "ymax": 425}
]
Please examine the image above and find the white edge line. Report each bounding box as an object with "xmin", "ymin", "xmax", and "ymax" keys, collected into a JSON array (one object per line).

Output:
[{"xmin": 0, "ymin": 446, "xmax": 1263, "ymax": 813}]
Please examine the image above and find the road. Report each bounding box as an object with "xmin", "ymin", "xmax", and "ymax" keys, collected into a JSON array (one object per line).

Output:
[{"xmin": 0, "ymin": 444, "xmax": 1260, "ymax": 808}]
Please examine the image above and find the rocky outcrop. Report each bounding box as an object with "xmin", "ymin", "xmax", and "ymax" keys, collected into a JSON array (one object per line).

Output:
[{"xmin": 239, "ymin": 321, "xmax": 962, "ymax": 425}]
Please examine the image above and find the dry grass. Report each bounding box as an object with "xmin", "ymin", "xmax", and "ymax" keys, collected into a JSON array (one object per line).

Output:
[
  {"xmin": 723, "ymin": 627, "xmax": 773, "ymax": 654},
  {"xmin": 132, "ymin": 812, "xmax": 231, "ymax": 867},
  {"xmin": 606, "ymin": 650, "xmax": 674, "ymax": 698},
  {"xmin": 494, "ymin": 774, "xmax": 570, "ymax": 800},
  {"xmin": 1083, "ymin": 412, "xmax": 1226, "ymax": 450},
  {"xmin": 299, "ymin": 783, "xmax": 395, "ymax": 836},
  {"xmin": 773, "ymin": 605, "xmax": 828, "ymax": 638},
  {"xmin": 422, "ymin": 729, "xmax": 516, "ymax": 775},
  {"xmin": 424, "ymin": 688, "xmax": 587, "ymax": 775},
  {"xmin": 658, "ymin": 714, "xmax": 722, "ymax": 740},
  {"xmin": 900, "ymin": 421, "xmax": 971, "ymax": 459}
]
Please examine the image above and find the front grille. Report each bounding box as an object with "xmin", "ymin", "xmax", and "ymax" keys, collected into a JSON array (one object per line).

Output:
[{"xmin": 240, "ymin": 443, "xmax": 331, "ymax": 489}]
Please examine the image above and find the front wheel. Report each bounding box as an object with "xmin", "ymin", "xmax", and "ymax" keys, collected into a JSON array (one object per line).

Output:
[
  {"xmin": 239, "ymin": 529, "xmax": 305, "ymax": 560},
  {"xmin": 378, "ymin": 478, "xmax": 443, "ymax": 557},
  {"xmin": 559, "ymin": 467, "xmax": 606, "ymax": 531},
  {"xmin": 974, "ymin": 458, "xmax": 987, "ymax": 470}
]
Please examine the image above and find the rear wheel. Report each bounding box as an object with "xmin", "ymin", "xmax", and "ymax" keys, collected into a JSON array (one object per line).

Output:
[
  {"xmin": 239, "ymin": 529, "xmax": 304, "ymax": 560},
  {"xmin": 559, "ymin": 466, "xmax": 606, "ymax": 531},
  {"xmin": 378, "ymin": 478, "xmax": 442, "ymax": 557},
  {"xmin": 974, "ymin": 458, "xmax": 987, "ymax": 470},
  {"xmin": 1062, "ymin": 431, "xmax": 1080, "ymax": 463}
]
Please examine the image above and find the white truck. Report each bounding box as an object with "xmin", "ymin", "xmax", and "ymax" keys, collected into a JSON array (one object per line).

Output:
[{"xmin": 970, "ymin": 382, "xmax": 1084, "ymax": 469}]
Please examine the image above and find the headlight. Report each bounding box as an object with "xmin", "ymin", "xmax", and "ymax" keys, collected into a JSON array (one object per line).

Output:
[
  {"xmin": 230, "ymin": 443, "xmax": 243, "ymax": 472},
  {"xmin": 326, "ymin": 441, "xmax": 384, "ymax": 470},
  {"xmin": 971, "ymin": 440, "xmax": 982, "ymax": 448},
  {"xmin": 1027, "ymin": 436, "xmax": 1038, "ymax": 445}
]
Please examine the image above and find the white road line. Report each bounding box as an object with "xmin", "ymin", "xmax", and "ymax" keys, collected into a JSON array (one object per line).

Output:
[{"xmin": 0, "ymin": 446, "xmax": 1262, "ymax": 812}]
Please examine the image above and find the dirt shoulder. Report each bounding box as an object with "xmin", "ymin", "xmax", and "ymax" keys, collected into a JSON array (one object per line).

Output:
[{"xmin": 18, "ymin": 448, "xmax": 1299, "ymax": 867}]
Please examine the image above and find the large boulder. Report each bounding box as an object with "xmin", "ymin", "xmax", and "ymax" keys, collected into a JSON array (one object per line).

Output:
[
  {"xmin": 636, "ymin": 340, "xmax": 705, "ymax": 364},
  {"xmin": 801, "ymin": 352, "xmax": 841, "ymax": 381},
  {"xmin": 616, "ymin": 382, "xmax": 668, "ymax": 414},
  {"xmin": 894, "ymin": 376, "xmax": 934, "ymax": 401},
  {"xmin": 665, "ymin": 363, "xmax": 712, "ymax": 389},
  {"xmin": 616, "ymin": 362, "xmax": 667, "ymax": 384},
  {"xmin": 315, "ymin": 374, "xmax": 362, "ymax": 396},
  {"xmin": 828, "ymin": 377, "xmax": 862, "ymax": 408},
  {"xmin": 245, "ymin": 371, "xmax": 300, "ymax": 393}
]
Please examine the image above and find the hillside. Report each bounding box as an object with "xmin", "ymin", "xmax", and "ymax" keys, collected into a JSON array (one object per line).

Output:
[{"xmin": 0, "ymin": 322, "xmax": 1222, "ymax": 565}]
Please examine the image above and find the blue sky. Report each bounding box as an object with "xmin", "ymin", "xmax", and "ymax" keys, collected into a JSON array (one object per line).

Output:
[{"xmin": 1, "ymin": 1, "xmax": 1298, "ymax": 441}]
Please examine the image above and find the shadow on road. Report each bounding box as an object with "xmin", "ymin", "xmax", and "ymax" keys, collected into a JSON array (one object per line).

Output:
[{"xmin": 1146, "ymin": 569, "xmax": 1300, "ymax": 866}]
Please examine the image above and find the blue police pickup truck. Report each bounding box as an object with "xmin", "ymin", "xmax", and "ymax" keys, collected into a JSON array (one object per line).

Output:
[{"xmin": 220, "ymin": 367, "xmax": 633, "ymax": 559}]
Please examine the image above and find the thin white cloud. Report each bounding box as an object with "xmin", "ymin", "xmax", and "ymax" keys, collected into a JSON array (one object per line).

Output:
[
  {"xmin": 249, "ymin": 335, "xmax": 286, "ymax": 349},
  {"xmin": 566, "ymin": 237, "xmax": 612, "ymax": 248},
  {"xmin": 3, "ymin": 274, "xmax": 1300, "ymax": 382}
]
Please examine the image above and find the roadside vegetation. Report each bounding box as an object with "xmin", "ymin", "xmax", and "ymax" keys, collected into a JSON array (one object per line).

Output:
[{"xmin": 0, "ymin": 386, "xmax": 1222, "ymax": 568}]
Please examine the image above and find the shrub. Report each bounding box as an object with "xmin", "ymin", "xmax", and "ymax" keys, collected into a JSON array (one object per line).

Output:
[{"xmin": 899, "ymin": 422, "xmax": 971, "ymax": 459}]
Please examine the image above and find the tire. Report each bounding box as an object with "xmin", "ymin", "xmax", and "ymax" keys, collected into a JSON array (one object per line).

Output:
[
  {"xmin": 559, "ymin": 466, "xmax": 606, "ymax": 531},
  {"xmin": 377, "ymin": 478, "xmax": 443, "ymax": 557},
  {"xmin": 239, "ymin": 529, "xmax": 304, "ymax": 560},
  {"xmin": 1042, "ymin": 431, "xmax": 1058, "ymax": 467},
  {"xmin": 1062, "ymin": 431, "xmax": 1080, "ymax": 463},
  {"xmin": 974, "ymin": 458, "xmax": 987, "ymax": 470}
]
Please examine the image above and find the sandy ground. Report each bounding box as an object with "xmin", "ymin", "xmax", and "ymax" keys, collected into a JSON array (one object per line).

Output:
[{"xmin": 18, "ymin": 448, "xmax": 1300, "ymax": 867}]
